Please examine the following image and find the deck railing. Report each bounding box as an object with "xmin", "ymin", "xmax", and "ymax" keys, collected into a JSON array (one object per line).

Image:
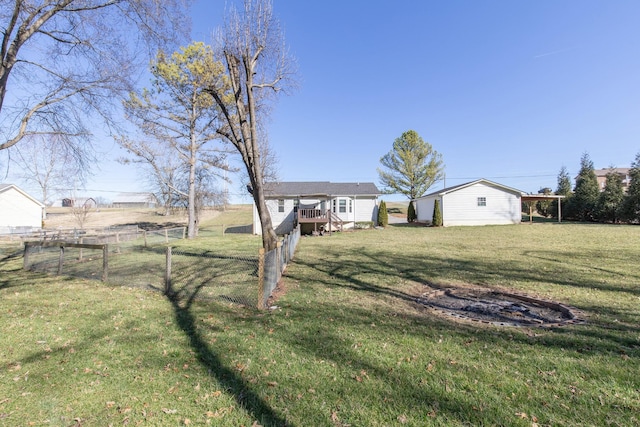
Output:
[{"xmin": 298, "ymin": 208, "xmax": 327, "ymax": 220}]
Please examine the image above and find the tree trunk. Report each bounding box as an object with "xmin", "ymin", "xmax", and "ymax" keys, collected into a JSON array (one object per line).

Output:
[{"xmin": 187, "ymin": 125, "xmax": 197, "ymax": 239}]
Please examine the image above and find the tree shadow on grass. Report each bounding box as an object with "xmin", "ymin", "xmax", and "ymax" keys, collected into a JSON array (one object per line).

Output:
[
  {"xmin": 165, "ymin": 284, "xmax": 290, "ymax": 427},
  {"xmin": 287, "ymin": 246, "xmax": 640, "ymax": 355}
]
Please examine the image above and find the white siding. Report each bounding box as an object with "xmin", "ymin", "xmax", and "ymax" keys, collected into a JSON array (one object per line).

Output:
[
  {"xmin": 354, "ymin": 197, "xmax": 377, "ymax": 223},
  {"xmin": 442, "ymin": 183, "xmax": 521, "ymax": 226},
  {"xmin": 0, "ymin": 186, "xmax": 43, "ymax": 229},
  {"xmin": 254, "ymin": 195, "xmax": 379, "ymax": 234},
  {"xmin": 414, "ymin": 181, "xmax": 522, "ymax": 227},
  {"xmin": 254, "ymin": 198, "xmax": 297, "ymax": 235},
  {"xmin": 415, "ymin": 196, "xmax": 438, "ymax": 223}
]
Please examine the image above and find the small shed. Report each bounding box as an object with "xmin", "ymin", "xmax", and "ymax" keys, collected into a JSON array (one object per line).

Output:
[
  {"xmin": 415, "ymin": 179, "xmax": 523, "ymax": 226},
  {"xmin": 0, "ymin": 184, "xmax": 45, "ymax": 232},
  {"xmin": 112, "ymin": 193, "xmax": 158, "ymax": 208}
]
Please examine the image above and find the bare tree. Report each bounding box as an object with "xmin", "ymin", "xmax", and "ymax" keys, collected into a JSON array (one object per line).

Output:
[
  {"xmin": 207, "ymin": 0, "xmax": 296, "ymax": 251},
  {"xmin": 0, "ymin": 0, "xmax": 191, "ymax": 162},
  {"xmin": 10, "ymin": 134, "xmax": 87, "ymax": 208},
  {"xmin": 71, "ymin": 199, "xmax": 94, "ymax": 230},
  {"xmin": 118, "ymin": 137, "xmax": 181, "ymax": 216},
  {"xmin": 118, "ymin": 42, "xmax": 234, "ymax": 238}
]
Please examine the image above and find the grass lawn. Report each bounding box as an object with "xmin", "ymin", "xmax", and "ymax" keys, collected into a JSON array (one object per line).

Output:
[{"xmin": 1, "ymin": 218, "xmax": 639, "ymax": 426}]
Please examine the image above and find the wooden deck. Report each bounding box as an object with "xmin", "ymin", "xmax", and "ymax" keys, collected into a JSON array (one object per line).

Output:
[
  {"xmin": 296, "ymin": 209, "xmax": 343, "ymax": 233},
  {"xmin": 297, "ymin": 208, "xmax": 329, "ymax": 223}
]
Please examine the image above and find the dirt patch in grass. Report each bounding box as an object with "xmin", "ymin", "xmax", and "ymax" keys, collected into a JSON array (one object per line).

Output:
[{"xmin": 415, "ymin": 282, "xmax": 583, "ymax": 327}]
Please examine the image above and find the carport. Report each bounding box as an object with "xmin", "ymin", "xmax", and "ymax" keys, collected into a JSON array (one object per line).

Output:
[{"xmin": 521, "ymin": 194, "xmax": 566, "ymax": 223}]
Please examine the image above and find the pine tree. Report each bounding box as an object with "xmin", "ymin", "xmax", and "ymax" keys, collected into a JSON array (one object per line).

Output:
[
  {"xmin": 597, "ymin": 169, "xmax": 624, "ymax": 222},
  {"xmin": 407, "ymin": 201, "xmax": 417, "ymax": 223},
  {"xmin": 432, "ymin": 199, "xmax": 443, "ymax": 226},
  {"xmin": 378, "ymin": 200, "xmax": 388, "ymax": 227},
  {"xmin": 623, "ymin": 152, "xmax": 640, "ymax": 223},
  {"xmin": 570, "ymin": 153, "xmax": 599, "ymax": 221},
  {"xmin": 377, "ymin": 130, "xmax": 444, "ymax": 200},
  {"xmin": 551, "ymin": 166, "xmax": 572, "ymax": 219},
  {"xmin": 536, "ymin": 187, "xmax": 553, "ymax": 217}
]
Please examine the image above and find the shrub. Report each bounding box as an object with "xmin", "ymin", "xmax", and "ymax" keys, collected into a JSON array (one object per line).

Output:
[
  {"xmin": 432, "ymin": 199, "xmax": 443, "ymax": 226},
  {"xmin": 378, "ymin": 201, "xmax": 388, "ymax": 227},
  {"xmin": 407, "ymin": 201, "xmax": 417, "ymax": 223}
]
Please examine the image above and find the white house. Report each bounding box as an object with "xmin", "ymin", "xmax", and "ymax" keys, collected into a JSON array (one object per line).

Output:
[
  {"xmin": 415, "ymin": 179, "xmax": 524, "ymax": 226},
  {"xmin": 0, "ymin": 184, "xmax": 45, "ymax": 233},
  {"xmin": 253, "ymin": 182, "xmax": 380, "ymax": 235}
]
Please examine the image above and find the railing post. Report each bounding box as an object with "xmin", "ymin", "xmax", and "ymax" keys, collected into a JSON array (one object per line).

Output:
[
  {"xmin": 258, "ymin": 248, "xmax": 265, "ymax": 310},
  {"xmin": 165, "ymin": 246, "xmax": 172, "ymax": 295},
  {"xmin": 102, "ymin": 244, "xmax": 108, "ymax": 282}
]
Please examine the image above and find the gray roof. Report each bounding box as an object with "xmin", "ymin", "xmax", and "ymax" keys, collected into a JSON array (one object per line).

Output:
[
  {"xmin": 264, "ymin": 182, "xmax": 380, "ymax": 197},
  {"xmin": 418, "ymin": 179, "xmax": 524, "ymax": 199}
]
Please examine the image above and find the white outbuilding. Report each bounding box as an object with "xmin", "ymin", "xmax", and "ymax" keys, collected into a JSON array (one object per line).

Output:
[
  {"xmin": 0, "ymin": 184, "xmax": 45, "ymax": 233},
  {"xmin": 414, "ymin": 179, "xmax": 524, "ymax": 226}
]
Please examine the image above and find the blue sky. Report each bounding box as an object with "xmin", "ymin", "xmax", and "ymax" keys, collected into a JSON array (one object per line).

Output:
[
  {"xmin": 8, "ymin": 0, "xmax": 640, "ymax": 203},
  {"xmin": 197, "ymin": 0, "xmax": 640, "ymax": 201}
]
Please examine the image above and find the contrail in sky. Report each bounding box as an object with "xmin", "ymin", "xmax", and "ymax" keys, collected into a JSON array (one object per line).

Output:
[{"xmin": 534, "ymin": 46, "xmax": 579, "ymax": 58}]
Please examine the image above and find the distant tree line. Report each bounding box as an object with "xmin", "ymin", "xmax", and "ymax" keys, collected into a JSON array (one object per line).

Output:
[{"xmin": 534, "ymin": 152, "xmax": 640, "ymax": 224}]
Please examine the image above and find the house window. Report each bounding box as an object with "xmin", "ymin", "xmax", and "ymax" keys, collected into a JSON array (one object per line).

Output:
[
  {"xmin": 477, "ymin": 197, "xmax": 486, "ymax": 207},
  {"xmin": 278, "ymin": 199, "xmax": 285, "ymax": 212},
  {"xmin": 339, "ymin": 199, "xmax": 347, "ymax": 213},
  {"xmin": 293, "ymin": 199, "xmax": 299, "ymax": 213}
]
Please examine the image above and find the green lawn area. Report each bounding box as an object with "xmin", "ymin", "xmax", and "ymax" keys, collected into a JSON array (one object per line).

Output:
[{"xmin": 1, "ymin": 219, "xmax": 639, "ymax": 426}]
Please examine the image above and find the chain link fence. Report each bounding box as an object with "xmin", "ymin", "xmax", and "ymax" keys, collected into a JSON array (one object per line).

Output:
[
  {"xmin": 22, "ymin": 225, "xmax": 301, "ymax": 309},
  {"xmin": 260, "ymin": 225, "xmax": 301, "ymax": 308}
]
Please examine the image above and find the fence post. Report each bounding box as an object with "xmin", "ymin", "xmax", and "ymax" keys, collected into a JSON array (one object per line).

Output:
[
  {"xmin": 222, "ymin": 224, "xmax": 225, "ymax": 236},
  {"xmin": 165, "ymin": 246, "xmax": 172, "ymax": 295},
  {"xmin": 276, "ymin": 241, "xmax": 283, "ymax": 278},
  {"xmin": 143, "ymin": 230, "xmax": 148, "ymax": 248},
  {"xmin": 115, "ymin": 232, "xmax": 120, "ymax": 253},
  {"xmin": 58, "ymin": 244, "xmax": 64, "ymax": 275},
  {"xmin": 23, "ymin": 242, "xmax": 30, "ymax": 270},
  {"xmin": 182, "ymin": 227, "xmax": 186, "ymax": 239},
  {"xmin": 79, "ymin": 237, "xmax": 84, "ymax": 261},
  {"xmin": 164, "ymin": 229, "xmax": 169, "ymax": 243},
  {"xmin": 258, "ymin": 248, "xmax": 265, "ymax": 310},
  {"xmin": 102, "ymin": 244, "xmax": 108, "ymax": 282}
]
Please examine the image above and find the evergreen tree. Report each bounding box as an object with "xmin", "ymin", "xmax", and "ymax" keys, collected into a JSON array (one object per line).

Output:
[
  {"xmin": 378, "ymin": 200, "xmax": 388, "ymax": 227},
  {"xmin": 623, "ymin": 152, "xmax": 640, "ymax": 223},
  {"xmin": 432, "ymin": 199, "xmax": 443, "ymax": 226},
  {"xmin": 407, "ymin": 201, "xmax": 417, "ymax": 223},
  {"xmin": 570, "ymin": 153, "xmax": 599, "ymax": 221},
  {"xmin": 551, "ymin": 166, "xmax": 572, "ymax": 219},
  {"xmin": 378, "ymin": 130, "xmax": 444, "ymax": 200},
  {"xmin": 535, "ymin": 187, "xmax": 553, "ymax": 217},
  {"xmin": 596, "ymin": 169, "xmax": 625, "ymax": 222}
]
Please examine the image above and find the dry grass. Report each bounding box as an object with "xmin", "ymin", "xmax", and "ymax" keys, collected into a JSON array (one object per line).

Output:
[{"xmin": 43, "ymin": 207, "xmax": 224, "ymax": 230}]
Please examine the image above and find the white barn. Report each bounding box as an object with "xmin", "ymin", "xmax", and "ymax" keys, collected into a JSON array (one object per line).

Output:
[
  {"xmin": 0, "ymin": 184, "xmax": 45, "ymax": 233},
  {"xmin": 415, "ymin": 179, "xmax": 524, "ymax": 226},
  {"xmin": 253, "ymin": 182, "xmax": 380, "ymax": 235}
]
